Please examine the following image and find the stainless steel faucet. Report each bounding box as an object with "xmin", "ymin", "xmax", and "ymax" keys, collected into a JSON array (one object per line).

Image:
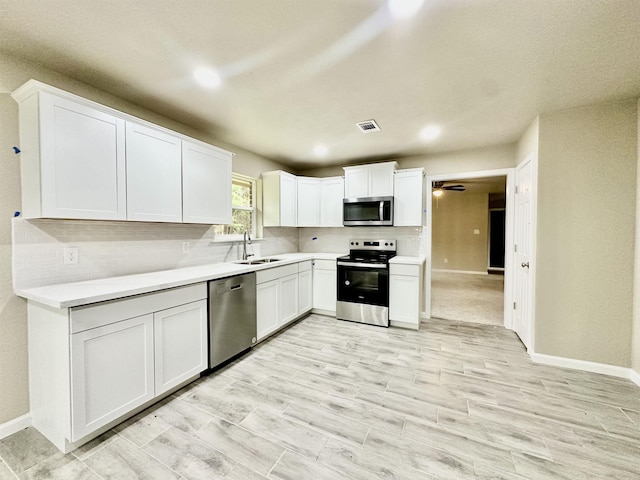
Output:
[{"xmin": 242, "ymin": 231, "xmax": 254, "ymax": 260}]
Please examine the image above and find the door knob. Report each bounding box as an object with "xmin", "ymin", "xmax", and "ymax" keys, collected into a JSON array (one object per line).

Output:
[{"xmin": 521, "ymin": 262, "xmax": 530, "ymax": 268}]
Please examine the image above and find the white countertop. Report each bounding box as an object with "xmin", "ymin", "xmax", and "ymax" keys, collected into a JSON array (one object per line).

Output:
[
  {"xmin": 390, "ymin": 255, "xmax": 426, "ymax": 265},
  {"xmin": 16, "ymin": 252, "xmax": 345, "ymax": 309}
]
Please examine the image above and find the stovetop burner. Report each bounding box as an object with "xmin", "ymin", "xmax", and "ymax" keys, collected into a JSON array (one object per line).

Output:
[{"xmin": 339, "ymin": 239, "xmax": 397, "ymax": 264}]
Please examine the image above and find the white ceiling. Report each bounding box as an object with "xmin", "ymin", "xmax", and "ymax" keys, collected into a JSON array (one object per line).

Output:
[{"xmin": 1, "ymin": 0, "xmax": 639, "ymax": 169}]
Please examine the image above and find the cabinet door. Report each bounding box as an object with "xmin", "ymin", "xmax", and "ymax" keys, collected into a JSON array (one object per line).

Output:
[
  {"xmin": 368, "ymin": 163, "xmax": 395, "ymax": 197},
  {"xmin": 154, "ymin": 300, "xmax": 207, "ymax": 396},
  {"xmin": 70, "ymin": 314, "xmax": 154, "ymax": 441},
  {"xmin": 39, "ymin": 92, "xmax": 126, "ymax": 220},
  {"xmin": 389, "ymin": 275, "xmax": 420, "ymax": 327},
  {"xmin": 126, "ymin": 122, "xmax": 182, "ymax": 222},
  {"xmin": 394, "ymin": 170, "xmax": 424, "ymax": 226},
  {"xmin": 320, "ymin": 177, "xmax": 344, "ymax": 227},
  {"xmin": 257, "ymin": 280, "xmax": 280, "ymax": 341},
  {"xmin": 182, "ymin": 141, "xmax": 232, "ymax": 224},
  {"xmin": 313, "ymin": 267, "xmax": 337, "ymax": 313},
  {"xmin": 297, "ymin": 177, "xmax": 321, "ymax": 227},
  {"xmin": 279, "ymin": 273, "xmax": 299, "ymax": 326},
  {"xmin": 280, "ymin": 172, "xmax": 298, "ymax": 227},
  {"xmin": 344, "ymin": 167, "xmax": 369, "ymax": 198},
  {"xmin": 298, "ymin": 267, "xmax": 313, "ymax": 315}
]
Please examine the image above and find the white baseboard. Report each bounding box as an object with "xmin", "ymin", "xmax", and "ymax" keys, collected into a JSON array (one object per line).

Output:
[
  {"xmin": 630, "ymin": 369, "xmax": 640, "ymax": 387},
  {"xmin": 530, "ymin": 352, "xmax": 632, "ymax": 379},
  {"xmin": 431, "ymin": 269, "xmax": 488, "ymax": 275},
  {"xmin": 0, "ymin": 413, "xmax": 31, "ymax": 440}
]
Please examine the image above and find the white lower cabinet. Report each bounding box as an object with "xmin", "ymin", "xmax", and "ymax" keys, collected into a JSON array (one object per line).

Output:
[
  {"xmin": 256, "ymin": 279, "xmax": 280, "ymax": 340},
  {"xmin": 28, "ymin": 283, "xmax": 207, "ymax": 452},
  {"xmin": 298, "ymin": 261, "xmax": 313, "ymax": 315},
  {"xmin": 312, "ymin": 259, "xmax": 337, "ymax": 315},
  {"xmin": 389, "ymin": 262, "xmax": 424, "ymax": 329},
  {"xmin": 256, "ymin": 262, "xmax": 311, "ymax": 342},
  {"xmin": 70, "ymin": 314, "xmax": 155, "ymax": 441},
  {"xmin": 153, "ymin": 300, "xmax": 208, "ymax": 395}
]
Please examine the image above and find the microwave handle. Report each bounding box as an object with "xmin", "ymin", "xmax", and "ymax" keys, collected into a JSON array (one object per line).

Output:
[{"xmin": 379, "ymin": 201, "xmax": 384, "ymax": 221}]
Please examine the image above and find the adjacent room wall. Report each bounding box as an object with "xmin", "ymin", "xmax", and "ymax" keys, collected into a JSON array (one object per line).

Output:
[
  {"xmin": 535, "ymin": 100, "xmax": 637, "ymax": 368},
  {"xmin": 0, "ymin": 52, "xmax": 291, "ymax": 427},
  {"xmin": 431, "ymin": 192, "xmax": 489, "ymax": 272}
]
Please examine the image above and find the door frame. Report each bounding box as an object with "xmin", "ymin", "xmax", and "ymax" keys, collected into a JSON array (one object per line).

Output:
[{"xmin": 424, "ymin": 168, "xmax": 515, "ymax": 329}]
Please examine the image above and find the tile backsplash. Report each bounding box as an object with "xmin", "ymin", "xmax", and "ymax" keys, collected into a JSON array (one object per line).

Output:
[
  {"xmin": 12, "ymin": 218, "xmax": 298, "ymax": 289},
  {"xmin": 298, "ymin": 226, "xmax": 425, "ymax": 256},
  {"xmin": 12, "ymin": 219, "xmax": 423, "ymax": 290}
]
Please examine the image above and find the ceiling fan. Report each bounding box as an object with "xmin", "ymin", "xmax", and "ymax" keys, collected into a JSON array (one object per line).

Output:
[{"xmin": 432, "ymin": 181, "xmax": 465, "ymax": 196}]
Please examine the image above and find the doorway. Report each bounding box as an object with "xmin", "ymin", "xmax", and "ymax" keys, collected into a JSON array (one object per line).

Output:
[{"xmin": 425, "ymin": 169, "xmax": 515, "ymax": 328}]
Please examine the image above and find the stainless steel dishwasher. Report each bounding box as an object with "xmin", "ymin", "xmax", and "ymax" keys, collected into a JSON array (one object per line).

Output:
[{"xmin": 208, "ymin": 272, "xmax": 257, "ymax": 369}]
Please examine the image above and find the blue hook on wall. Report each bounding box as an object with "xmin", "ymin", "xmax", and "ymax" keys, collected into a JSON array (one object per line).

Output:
[{"xmin": 13, "ymin": 146, "xmax": 21, "ymax": 154}]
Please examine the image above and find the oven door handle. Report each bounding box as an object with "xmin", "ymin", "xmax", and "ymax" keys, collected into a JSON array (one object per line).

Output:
[{"xmin": 337, "ymin": 261, "xmax": 388, "ymax": 269}]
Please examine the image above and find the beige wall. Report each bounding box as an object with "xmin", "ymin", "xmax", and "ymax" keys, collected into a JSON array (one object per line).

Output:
[
  {"xmin": 535, "ymin": 100, "xmax": 637, "ymax": 367},
  {"xmin": 431, "ymin": 192, "xmax": 490, "ymax": 272},
  {"xmin": 517, "ymin": 116, "xmax": 539, "ymax": 165},
  {"xmin": 297, "ymin": 143, "xmax": 518, "ymax": 177},
  {"xmin": 0, "ymin": 53, "xmax": 289, "ymax": 426},
  {"xmin": 0, "ymin": 94, "xmax": 29, "ymax": 424},
  {"xmin": 634, "ymin": 99, "xmax": 640, "ymax": 374}
]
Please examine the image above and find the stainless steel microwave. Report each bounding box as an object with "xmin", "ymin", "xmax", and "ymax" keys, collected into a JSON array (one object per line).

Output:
[{"xmin": 343, "ymin": 196, "xmax": 394, "ymax": 226}]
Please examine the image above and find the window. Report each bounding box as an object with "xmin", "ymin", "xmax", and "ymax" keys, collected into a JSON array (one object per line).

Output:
[{"xmin": 214, "ymin": 173, "xmax": 258, "ymax": 237}]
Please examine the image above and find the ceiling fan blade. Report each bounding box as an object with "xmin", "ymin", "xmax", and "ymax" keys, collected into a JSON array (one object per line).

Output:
[{"xmin": 443, "ymin": 185, "xmax": 465, "ymax": 191}]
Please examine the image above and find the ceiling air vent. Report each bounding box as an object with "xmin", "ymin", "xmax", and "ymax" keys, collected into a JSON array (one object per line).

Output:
[{"xmin": 355, "ymin": 119, "xmax": 381, "ymax": 133}]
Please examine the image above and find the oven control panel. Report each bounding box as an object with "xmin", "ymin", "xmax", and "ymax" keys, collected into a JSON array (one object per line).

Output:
[{"xmin": 349, "ymin": 239, "xmax": 396, "ymax": 250}]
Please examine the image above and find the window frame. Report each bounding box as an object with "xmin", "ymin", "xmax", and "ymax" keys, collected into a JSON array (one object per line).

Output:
[{"xmin": 213, "ymin": 173, "xmax": 261, "ymax": 241}]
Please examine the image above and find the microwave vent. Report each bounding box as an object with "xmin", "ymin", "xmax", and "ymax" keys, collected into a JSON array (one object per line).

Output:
[{"xmin": 355, "ymin": 119, "xmax": 381, "ymax": 133}]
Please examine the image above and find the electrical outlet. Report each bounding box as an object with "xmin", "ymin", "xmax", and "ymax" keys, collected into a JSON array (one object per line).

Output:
[
  {"xmin": 64, "ymin": 247, "xmax": 78, "ymax": 265},
  {"xmin": 182, "ymin": 242, "xmax": 190, "ymax": 254}
]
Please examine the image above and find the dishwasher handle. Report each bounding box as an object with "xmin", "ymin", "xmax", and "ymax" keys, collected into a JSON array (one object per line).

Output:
[{"xmin": 230, "ymin": 284, "xmax": 243, "ymax": 291}]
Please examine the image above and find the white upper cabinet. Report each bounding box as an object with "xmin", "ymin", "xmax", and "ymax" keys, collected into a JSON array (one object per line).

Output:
[
  {"xmin": 126, "ymin": 122, "xmax": 182, "ymax": 222},
  {"xmin": 182, "ymin": 141, "xmax": 232, "ymax": 224},
  {"xmin": 262, "ymin": 170, "xmax": 297, "ymax": 227},
  {"xmin": 320, "ymin": 176, "xmax": 344, "ymax": 227},
  {"xmin": 343, "ymin": 167, "xmax": 369, "ymax": 198},
  {"xmin": 11, "ymin": 80, "xmax": 233, "ymax": 224},
  {"xmin": 393, "ymin": 168, "xmax": 425, "ymax": 226},
  {"xmin": 16, "ymin": 90, "xmax": 127, "ymax": 220},
  {"xmin": 297, "ymin": 177, "xmax": 321, "ymax": 227},
  {"xmin": 343, "ymin": 161, "xmax": 397, "ymax": 198}
]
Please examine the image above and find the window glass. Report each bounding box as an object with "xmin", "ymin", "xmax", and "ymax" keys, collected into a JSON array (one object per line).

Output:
[{"xmin": 214, "ymin": 175, "xmax": 257, "ymax": 237}]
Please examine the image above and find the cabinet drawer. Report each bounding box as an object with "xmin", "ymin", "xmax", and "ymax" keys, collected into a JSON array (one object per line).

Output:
[
  {"xmin": 256, "ymin": 263, "xmax": 298, "ymax": 284},
  {"xmin": 71, "ymin": 283, "xmax": 207, "ymax": 333},
  {"xmin": 390, "ymin": 263, "xmax": 420, "ymax": 277},
  {"xmin": 312, "ymin": 259, "xmax": 337, "ymax": 271},
  {"xmin": 298, "ymin": 260, "xmax": 312, "ymax": 272}
]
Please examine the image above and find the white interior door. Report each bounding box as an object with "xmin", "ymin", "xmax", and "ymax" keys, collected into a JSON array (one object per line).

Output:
[{"xmin": 513, "ymin": 156, "xmax": 534, "ymax": 349}]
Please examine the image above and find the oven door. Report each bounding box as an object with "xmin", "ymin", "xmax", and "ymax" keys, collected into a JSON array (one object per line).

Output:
[{"xmin": 336, "ymin": 262, "xmax": 389, "ymax": 306}]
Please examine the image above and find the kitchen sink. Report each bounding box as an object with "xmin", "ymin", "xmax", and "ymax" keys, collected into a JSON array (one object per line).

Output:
[{"xmin": 236, "ymin": 257, "xmax": 283, "ymax": 265}]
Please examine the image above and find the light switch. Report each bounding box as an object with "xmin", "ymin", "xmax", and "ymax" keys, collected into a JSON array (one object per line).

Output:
[{"xmin": 473, "ymin": 229, "xmax": 480, "ymax": 235}]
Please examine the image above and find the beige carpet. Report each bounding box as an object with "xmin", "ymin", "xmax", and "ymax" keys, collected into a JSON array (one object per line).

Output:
[{"xmin": 431, "ymin": 270, "xmax": 504, "ymax": 325}]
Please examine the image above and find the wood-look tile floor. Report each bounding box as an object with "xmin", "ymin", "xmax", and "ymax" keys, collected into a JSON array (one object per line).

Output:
[{"xmin": 1, "ymin": 315, "xmax": 639, "ymax": 479}]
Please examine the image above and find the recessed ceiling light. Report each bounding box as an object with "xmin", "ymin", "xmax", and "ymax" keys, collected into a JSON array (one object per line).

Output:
[
  {"xmin": 420, "ymin": 125, "xmax": 441, "ymax": 141},
  {"xmin": 387, "ymin": 0, "xmax": 425, "ymax": 19},
  {"xmin": 193, "ymin": 67, "xmax": 221, "ymax": 88},
  {"xmin": 313, "ymin": 145, "xmax": 328, "ymax": 157}
]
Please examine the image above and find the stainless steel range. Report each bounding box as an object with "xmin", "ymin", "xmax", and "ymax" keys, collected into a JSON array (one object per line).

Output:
[{"xmin": 336, "ymin": 239, "xmax": 397, "ymax": 327}]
